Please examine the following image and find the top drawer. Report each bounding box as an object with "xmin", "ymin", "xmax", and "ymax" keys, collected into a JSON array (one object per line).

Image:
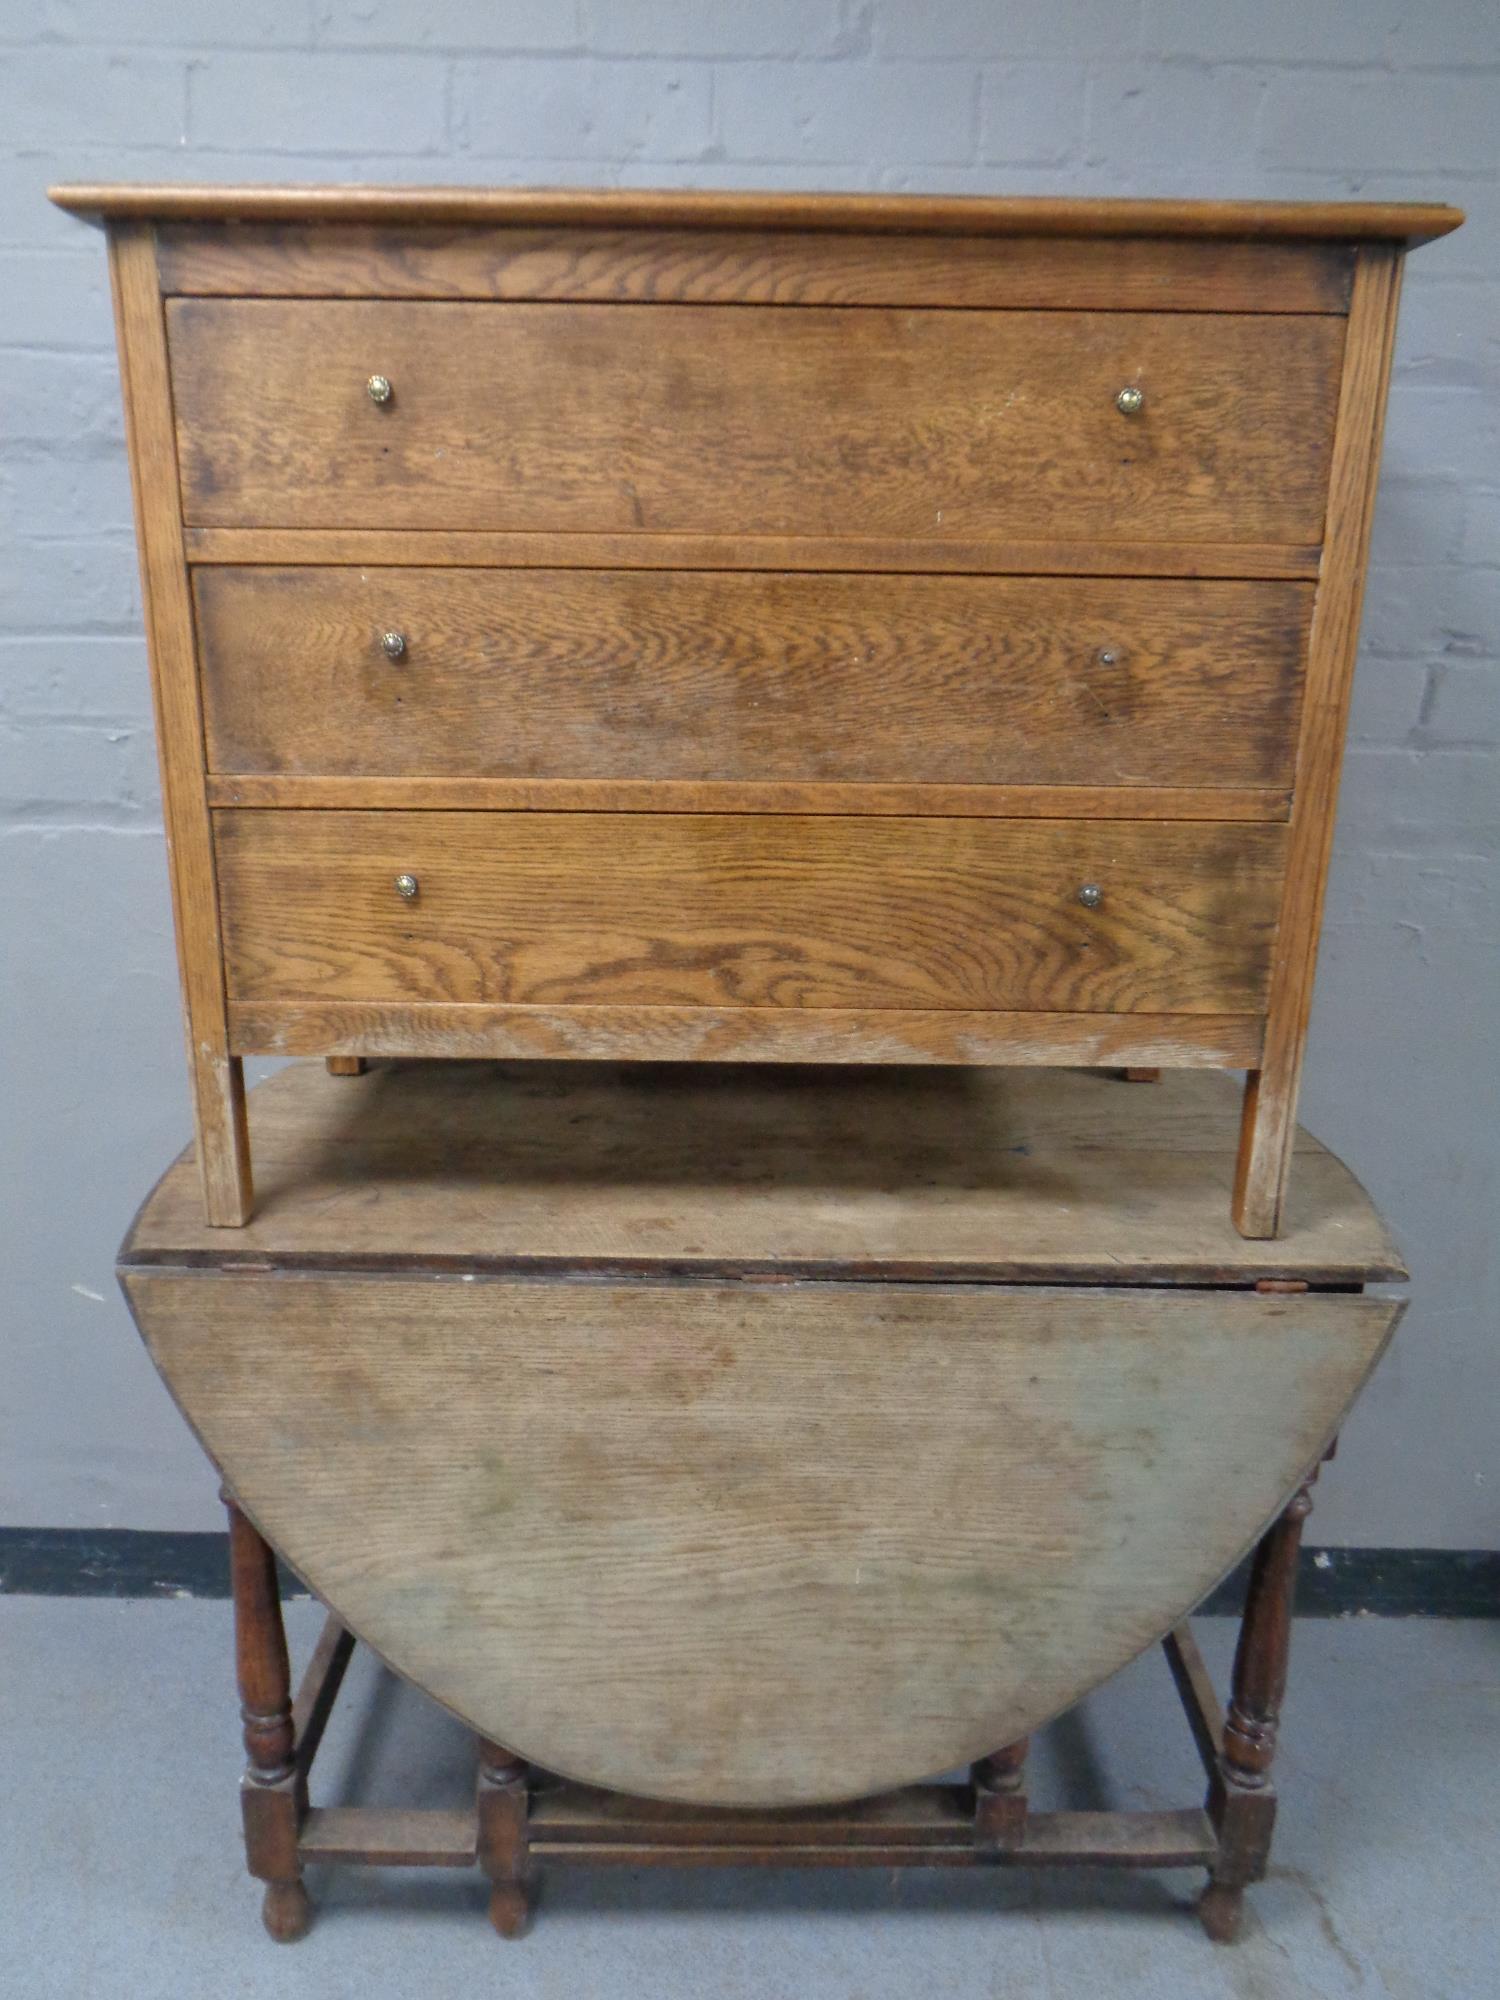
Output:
[{"xmin": 166, "ymin": 300, "xmax": 1343, "ymax": 543}]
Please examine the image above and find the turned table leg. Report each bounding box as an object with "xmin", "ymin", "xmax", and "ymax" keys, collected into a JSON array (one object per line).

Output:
[
  {"xmin": 226, "ymin": 1495, "xmax": 310, "ymax": 1943},
  {"xmin": 477, "ymin": 1738, "xmax": 531, "ymax": 1939},
  {"xmin": 1199, "ymin": 1465, "xmax": 1319, "ymax": 1943},
  {"xmin": 972, "ymin": 1737, "xmax": 1029, "ymax": 1852}
]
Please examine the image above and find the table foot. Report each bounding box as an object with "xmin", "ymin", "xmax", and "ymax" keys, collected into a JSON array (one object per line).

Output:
[
  {"xmin": 1197, "ymin": 1879, "xmax": 1244, "ymax": 1943},
  {"xmin": 487, "ymin": 1881, "xmax": 530, "ymax": 1940},
  {"xmin": 261, "ymin": 1879, "xmax": 312, "ymax": 1943}
]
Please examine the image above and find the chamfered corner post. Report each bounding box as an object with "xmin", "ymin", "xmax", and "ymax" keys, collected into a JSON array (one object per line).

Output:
[
  {"xmin": 106, "ymin": 216, "xmax": 254, "ymax": 1228},
  {"xmin": 225, "ymin": 1493, "xmax": 310, "ymax": 1943},
  {"xmin": 1198, "ymin": 1463, "xmax": 1319, "ymax": 1943},
  {"xmin": 477, "ymin": 1738, "xmax": 532, "ymax": 1939},
  {"xmin": 972, "ymin": 1737, "xmax": 1030, "ymax": 1853},
  {"xmin": 1232, "ymin": 242, "xmax": 1406, "ymax": 1242}
]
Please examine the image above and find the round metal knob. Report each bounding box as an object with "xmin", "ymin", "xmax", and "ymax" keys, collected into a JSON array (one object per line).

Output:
[
  {"xmin": 1115, "ymin": 385, "xmax": 1144, "ymax": 416},
  {"xmin": 1078, "ymin": 883, "xmax": 1103, "ymax": 910},
  {"xmin": 1097, "ymin": 648, "xmax": 1119, "ymax": 666},
  {"xmin": 367, "ymin": 374, "xmax": 393, "ymax": 405},
  {"xmin": 380, "ymin": 630, "xmax": 407, "ymax": 660},
  {"xmin": 394, "ymin": 872, "xmax": 419, "ymax": 901}
]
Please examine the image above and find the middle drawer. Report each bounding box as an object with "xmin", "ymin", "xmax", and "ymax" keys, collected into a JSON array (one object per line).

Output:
[{"xmin": 196, "ymin": 568, "xmax": 1310, "ymax": 792}]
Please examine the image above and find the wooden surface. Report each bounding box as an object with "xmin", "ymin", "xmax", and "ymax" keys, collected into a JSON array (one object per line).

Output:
[
  {"xmin": 167, "ymin": 300, "xmax": 1343, "ymax": 542},
  {"xmin": 226, "ymin": 1002, "xmax": 1266, "ymax": 1070},
  {"xmin": 294, "ymin": 1787, "xmax": 1219, "ymax": 1869},
  {"xmin": 196, "ymin": 567, "xmax": 1308, "ymax": 791},
  {"xmin": 48, "ymin": 183, "xmax": 1465, "ymax": 244},
  {"xmin": 213, "ymin": 809, "xmax": 1286, "ymax": 1015},
  {"xmin": 1234, "ymin": 248, "xmax": 1406, "ymax": 1238},
  {"xmin": 153, "ymin": 222, "xmax": 1354, "ymax": 312},
  {"xmin": 107, "ymin": 224, "xmax": 251, "ymax": 1226},
  {"xmin": 182, "ymin": 527, "xmax": 1325, "ymax": 579},
  {"xmin": 207, "ymin": 777, "xmax": 1291, "ymax": 822},
  {"xmin": 125, "ymin": 1265, "xmax": 1399, "ymax": 1804},
  {"xmin": 66, "ymin": 189, "xmax": 1454, "ymax": 1231},
  {"xmin": 120, "ymin": 1061, "xmax": 1403, "ymax": 1284}
]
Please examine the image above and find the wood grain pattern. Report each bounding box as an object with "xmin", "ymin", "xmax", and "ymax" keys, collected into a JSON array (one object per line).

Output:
[
  {"xmin": 226, "ymin": 1000, "xmax": 1264, "ymax": 1069},
  {"xmin": 527, "ymin": 1790, "xmax": 1217, "ymax": 1867},
  {"xmin": 67, "ymin": 191, "xmax": 1450, "ymax": 1231},
  {"xmin": 213, "ymin": 808, "xmax": 1287, "ymax": 1015},
  {"xmin": 1234, "ymin": 248, "xmax": 1406, "ymax": 1239},
  {"xmin": 122, "ymin": 1264, "xmax": 1400, "ymax": 1804},
  {"xmin": 50, "ymin": 183, "xmax": 1466, "ymax": 245},
  {"xmin": 119, "ymin": 1061, "xmax": 1404, "ymax": 1286},
  {"xmin": 108, "ymin": 224, "xmax": 251, "ymax": 1226},
  {"xmin": 207, "ymin": 776, "xmax": 1292, "ymax": 822},
  {"xmin": 195, "ymin": 567, "xmax": 1310, "ymax": 790},
  {"xmin": 290, "ymin": 1790, "xmax": 1222, "ymax": 1869},
  {"xmin": 154, "ymin": 222, "xmax": 1354, "ymax": 313},
  {"xmin": 183, "ymin": 526, "xmax": 1326, "ymax": 579},
  {"xmin": 167, "ymin": 300, "xmax": 1344, "ymax": 542}
]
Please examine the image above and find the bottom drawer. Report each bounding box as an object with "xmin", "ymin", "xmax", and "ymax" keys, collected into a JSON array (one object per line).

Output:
[{"xmin": 215, "ymin": 808, "xmax": 1284, "ymax": 1020}]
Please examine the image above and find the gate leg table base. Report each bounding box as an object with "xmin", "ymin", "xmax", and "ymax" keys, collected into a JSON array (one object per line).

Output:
[
  {"xmin": 117, "ymin": 1058, "xmax": 1405, "ymax": 1949},
  {"xmin": 224, "ymin": 1467, "xmax": 1320, "ymax": 1945}
]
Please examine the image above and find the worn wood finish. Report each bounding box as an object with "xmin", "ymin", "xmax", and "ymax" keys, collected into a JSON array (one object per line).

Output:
[
  {"xmin": 196, "ymin": 567, "xmax": 1310, "ymax": 791},
  {"xmin": 1163, "ymin": 1624, "xmax": 1225, "ymax": 1778},
  {"xmin": 168, "ymin": 300, "xmax": 1344, "ymax": 543},
  {"xmin": 154, "ymin": 221, "xmax": 1355, "ymax": 313},
  {"xmin": 49, "ymin": 184, "xmax": 1465, "ymax": 245},
  {"xmin": 298, "ymin": 1806, "xmax": 477, "ymax": 1867},
  {"xmin": 1234, "ymin": 248, "xmax": 1405, "ymax": 1238},
  {"xmin": 226, "ymin": 1496, "xmax": 310, "ymax": 1942},
  {"xmin": 208, "ymin": 776, "xmax": 1291, "ymax": 823},
  {"xmin": 125, "ymin": 1269, "xmax": 1398, "ymax": 1807},
  {"xmin": 226, "ymin": 1001, "xmax": 1265, "ymax": 1069},
  {"xmin": 65, "ymin": 189, "xmax": 1455, "ymax": 1229},
  {"xmin": 972, "ymin": 1738, "xmax": 1030, "ymax": 1852},
  {"xmin": 1199, "ymin": 1468, "xmax": 1320, "ymax": 1942},
  {"xmin": 528, "ymin": 1785, "xmax": 1218, "ymax": 1867},
  {"xmin": 214, "ymin": 809, "xmax": 1287, "ymax": 1016},
  {"xmin": 108, "ymin": 224, "xmax": 251, "ymax": 1226},
  {"xmin": 291, "ymin": 1793, "xmax": 1218, "ymax": 1870},
  {"xmin": 289, "ymin": 1613, "xmax": 355, "ymax": 1774},
  {"xmin": 118, "ymin": 1061, "xmax": 1405, "ymax": 1286},
  {"xmin": 477, "ymin": 1741, "xmax": 531, "ymax": 1939},
  {"xmin": 184, "ymin": 526, "xmax": 1326, "ymax": 579}
]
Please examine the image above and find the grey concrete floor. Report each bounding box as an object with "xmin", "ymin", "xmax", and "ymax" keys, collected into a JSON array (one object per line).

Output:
[{"xmin": 2, "ymin": 1597, "xmax": 1496, "ymax": 1999}]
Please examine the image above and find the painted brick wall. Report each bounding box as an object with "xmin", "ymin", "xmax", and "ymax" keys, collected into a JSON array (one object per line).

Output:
[{"xmin": 2, "ymin": 1, "xmax": 1495, "ymax": 1545}]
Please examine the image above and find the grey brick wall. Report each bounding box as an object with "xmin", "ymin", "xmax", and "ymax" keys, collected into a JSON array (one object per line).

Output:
[{"xmin": 2, "ymin": 0, "xmax": 1495, "ymax": 1546}]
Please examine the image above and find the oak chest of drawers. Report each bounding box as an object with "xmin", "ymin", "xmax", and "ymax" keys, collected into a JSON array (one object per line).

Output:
[{"xmin": 52, "ymin": 184, "xmax": 1461, "ymax": 1233}]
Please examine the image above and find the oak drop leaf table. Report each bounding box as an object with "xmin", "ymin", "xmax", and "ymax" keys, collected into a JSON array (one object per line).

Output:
[{"xmin": 117, "ymin": 1057, "xmax": 1403, "ymax": 1945}]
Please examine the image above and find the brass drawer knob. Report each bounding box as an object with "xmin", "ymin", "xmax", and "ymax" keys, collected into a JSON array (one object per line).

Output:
[
  {"xmin": 394, "ymin": 872, "xmax": 419, "ymax": 901},
  {"xmin": 1114, "ymin": 385, "xmax": 1144, "ymax": 416},
  {"xmin": 367, "ymin": 373, "xmax": 394, "ymax": 405},
  {"xmin": 1078, "ymin": 883, "xmax": 1103, "ymax": 909},
  {"xmin": 380, "ymin": 630, "xmax": 407, "ymax": 660}
]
